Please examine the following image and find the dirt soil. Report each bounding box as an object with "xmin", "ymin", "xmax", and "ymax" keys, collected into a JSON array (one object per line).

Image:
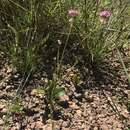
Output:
[{"xmin": 0, "ymin": 52, "xmax": 130, "ymax": 130}]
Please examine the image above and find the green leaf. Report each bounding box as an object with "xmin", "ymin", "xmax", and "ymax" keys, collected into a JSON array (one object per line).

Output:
[
  {"xmin": 101, "ymin": 0, "xmax": 110, "ymax": 6},
  {"xmin": 36, "ymin": 88, "xmax": 45, "ymax": 94},
  {"xmin": 53, "ymin": 87, "xmax": 65, "ymax": 99},
  {"xmin": 10, "ymin": 104, "xmax": 23, "ymax": 113}
]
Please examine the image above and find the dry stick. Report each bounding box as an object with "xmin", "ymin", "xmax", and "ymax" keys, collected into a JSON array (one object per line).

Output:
[
  {"xmin": 110, "ymin": 26, "xmax": 130, "ymax": 128},
  {"xmin": 16, "ymin": 70, "xmax": 32, "ymax": 96},
  {"xmin": 102, "ymin": 90, "xmax": 129, "ymax": 128}
]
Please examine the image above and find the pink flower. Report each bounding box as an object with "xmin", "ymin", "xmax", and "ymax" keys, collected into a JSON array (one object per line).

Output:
[
  {"xmin": 99, "ymin": 10, "xmax": 111, "ymax": 24},
  {"xmin": 68, "ymin": 9, "xmax": 79, "ymax": 17},
  {"xmin": 99, "ymin": 10, "xmax": 111, "ymax": 18}
]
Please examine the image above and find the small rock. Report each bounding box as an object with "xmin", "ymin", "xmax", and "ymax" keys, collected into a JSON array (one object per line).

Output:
[
  {"xmin": 36, "ymin": 94, "xmax": 44, "ymax": 99},
  {"xmin": 15, "ymin": 122, "xmax": 20, "ymax": 129},
  {"xmin": 30, "ymin": 89, "xmax": 37, "ymax": 96},
  {"xmin": 0, "ymin": 119, "xmax": 4, "ymax": 125},
  {"xmin": 59, "ymin": 95, "xmax": 69, "ymax": 102},
  {"xmin": 1, "ymin": 108, "xmax": 8, "ymax": 114},
  {"xmin": 30, "ymin": 122, "xmax": 35, "ymax": 129},
  {"xmin": 101, "ymin": 124, "xmax": 109, "ymax": 130},
  {"xmin": 44, "ymin": 78, "xmax": 48, "ymax": 83},
  {"xmin": 13, "ymin": 74, "xmax": 20, "ymax": 79},
  {"xmin": 6, "ymin": 85, "xmax": 13, "ymax": 91},
  {"xmin": 74, "ymin": 93, "xmax": 82, "ymax": 98},
  {"xmin": 120, "ymin": 109, "xmax": 129, "ymax": 118},
  {"xmin": 35, "ymin": 100, "xmax": 40, "ymax": 105},
  {"xmin": 0, "ymin": 104, "xmax": 5, "ymax": 110},
  {"xmin": 93, "ymin": 127, "xmax": 98, "ymax": 130},
  {"xmin": 62, "ymin": 128, "xmax": 70, "ymax": 130},
  {"xmin": 6, "ymin": 67, "xmax": 13, "ymax": 74},
  {"xmin": 0, "ymin": 91, "xmax": 7, "ymax": 99},
  {"xmin": 126, "ymin": 90, "xmax": 130, "ymax": 99},
  {"xmin": 35, "ymin": 121, "xmax": 44, "ymax": 129},
  {"xmin": 115, "ymin": 128, "xmax": 122, "ymax": 130},
  {"xmin": 0, "ymin": 84, "xmax": 6, "ymax": 90},
  {"xmin": 44, "ymin": 124, "xmax": 52, "ymax": 130},
  {"xmin": 62, "ymin": 121, "xmax": 70, "ymax": 127},
  {"xmin": 68, "ymin": 101, "xmax": 79, "ymax": 109},
  {"xmin": 84, "ymin": 91, "xmax": 89, "ymax": 97},
  {"xmin": 70, "ymin": 73, "xmax": 74, "ymax": 77},
  {"xmin": 76, "ymin": 110, "xmax": 82, "ymax": 116},
  {"xmin": 82, "ymin": 98, "xmax": 86, "ymax": 103}
]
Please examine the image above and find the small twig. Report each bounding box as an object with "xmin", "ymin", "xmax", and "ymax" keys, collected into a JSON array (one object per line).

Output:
[{"xmin": 102, "ymin": 90, "xmax": 129, "ymax": 128}]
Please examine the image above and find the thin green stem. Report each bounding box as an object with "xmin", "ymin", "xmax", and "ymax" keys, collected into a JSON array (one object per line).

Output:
[
  {"xmin": 116, "ymin": 48, "xmax": 130, "ymax": 83},
  {"xmin": 8, "ymin": 0, "xmax": 28, "ymax": 12},
  {"xmin": 58, "ymin": 20, "xmax": 73, "ymax": 75}
]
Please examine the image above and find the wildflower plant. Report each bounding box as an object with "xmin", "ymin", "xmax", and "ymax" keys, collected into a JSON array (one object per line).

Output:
[
  {"xmin": 0, "ymin": 1, "xmax": 130, "ymax": 129},
  {"xmin": 66, "ymin": 0, "xmax": 130, "ymax": 65}
]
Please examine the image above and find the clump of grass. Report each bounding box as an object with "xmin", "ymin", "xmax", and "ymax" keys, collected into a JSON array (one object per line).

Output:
[
  {"xmin": 3, "ymin": 96, "xmax": 24, "ymax": 130},
  {"xmin": 67, "ymin": 0, "xmax": 130, "ymax": 65},
  {"xmin": 0, "ymin": 0, "xmax": 49, "ymax": 77},
  {"xmin": 1, "ymin": 1, "xmax": 130, "ymax": 72}
]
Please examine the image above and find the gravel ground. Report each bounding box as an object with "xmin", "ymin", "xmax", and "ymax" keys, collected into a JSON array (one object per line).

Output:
[{"xmin": 0, "ymin": 52, "xmax": 130, "ymax": 130}]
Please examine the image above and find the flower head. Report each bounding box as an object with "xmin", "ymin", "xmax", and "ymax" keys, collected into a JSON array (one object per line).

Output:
[
  {"xmin": 68, "ymin": 9, "xmax": 79, "ymax": 17},
  {"xmin": 99, "ymin": 10, "xmax": 111, "ymax": 24},
  {"xmin": 99, "ymin": 10, "xmax": 111, "ymax": 18}
]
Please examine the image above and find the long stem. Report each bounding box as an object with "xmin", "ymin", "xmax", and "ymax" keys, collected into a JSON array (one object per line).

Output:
[
  {"xmin": 116, "ymin": 48, "xmax": 130, "ymax": 83},
  {"xmin": 57, "ymin": 20, "xmax": 73, "ymax": 75}
]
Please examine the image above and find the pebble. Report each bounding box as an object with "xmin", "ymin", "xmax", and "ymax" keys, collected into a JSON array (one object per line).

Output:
[
  {"xmin": 13, "ymin": 74, "xmax": 19, "ymax": 79},
  {"xmin": 30, "ymin": 122, "xmax": 35, "ymax": 129},
  {"xmin": 76, "ymin": 110, "xmax": 82, "ymax": 116},
  {"xmin": 62, "ymin": 121, "xmax": 69, "ymax": 127},
  {"xmin": 74, "ymin": 93, "xmax": 82, "ymax": 98},
  {"xmin": 59, "ymin": 95, "xmax": 69, "ymax": 102},
  {"xmin": 0, "ymin": 104, "xmax": 5, "ymax": 109},
  {"xmin": 84, "ymin": 91, "xmax": 89, "ymax": 98},
  {"xmin": 68, "ymin": 101, "xmax": 79, "ymax": 109},
  {"xmin": 0, "ymin": 84, "xmax": 6, "ymax": 90},
  {"xmin": 0, "ymin": 91, "xmax": 6, "ymax": 99},
  {"xmin": 30, "ymin": 89, "xmax": 37, "ymax": 96},
  {"xmin": 0, "ymin": 119, "xmax": 4, "ymax": 125},
  {"xmin": 1, "ymin": 108, "xmax": 8, "ymax": 114},
  {"xmin": 6, "ymin": 85, "xmax": 14, "ymax": 91},
  {"xmin": 15, "ymin": 122, "xmax": 20, "ymax": 129},
  {"xmin": 93, "ymin": 127, "xmax": 98, "ymax": 130},
  {"xmin": 35, "ymin": 121, "xmax": 44, "ymax": 129}
]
